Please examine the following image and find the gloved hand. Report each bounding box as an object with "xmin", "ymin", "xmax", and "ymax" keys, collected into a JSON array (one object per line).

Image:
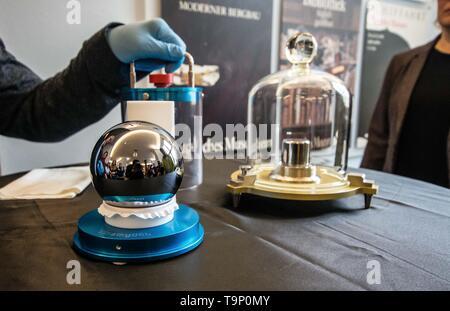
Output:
[{"xmin": 107, "ymin": 18, "xmax": 186, "ymax": 73}]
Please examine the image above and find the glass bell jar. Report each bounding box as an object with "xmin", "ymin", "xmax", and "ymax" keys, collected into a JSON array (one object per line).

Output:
[
  {"xmin": 229, "ymin": 32, "xmax": 377, "ymax": 209},
  {"xmin": 247, "ymin": 32, "xmax": 350, "ymax": 170}
]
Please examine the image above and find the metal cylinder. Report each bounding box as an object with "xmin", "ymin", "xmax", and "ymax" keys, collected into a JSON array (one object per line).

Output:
[{"xmin": 282, "ymin": 139, "xmax": 311, "ymax": 167}]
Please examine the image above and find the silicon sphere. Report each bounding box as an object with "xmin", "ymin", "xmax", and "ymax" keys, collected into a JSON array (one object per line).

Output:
[{"xmin": 90, "ymin": 121, "xmax": 183, "ymax": 207}]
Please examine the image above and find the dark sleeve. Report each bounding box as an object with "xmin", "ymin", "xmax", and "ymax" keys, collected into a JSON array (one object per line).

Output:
[
  {"xmin": 360, "ymin": 56, "xmax": 398, "ymax": 170},
  {"xmin": 0, "ymin": 23, "xmax": 130, "ymax": 142}
]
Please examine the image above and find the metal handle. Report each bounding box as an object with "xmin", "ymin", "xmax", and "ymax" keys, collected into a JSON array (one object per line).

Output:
[
  {"xmin": 184, "ymin": 52, "xmax": 195, "ymax": 87},
  {"xmin": 129, "ymin": 52, "xmax": 195, "ymax": 88},
  {"xmin": 129, "ymin": 62, "xmax": 136, "ymax": 88}
]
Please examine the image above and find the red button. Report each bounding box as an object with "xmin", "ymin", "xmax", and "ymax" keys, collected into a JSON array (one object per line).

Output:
[{"xmin": 149, "ymin": 73, "xmax": 173, "ymax": 88}]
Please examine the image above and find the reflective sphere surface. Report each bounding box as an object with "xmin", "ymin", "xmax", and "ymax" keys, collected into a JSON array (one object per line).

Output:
[
  {"xmin": 285, "ymin": 32, "xmax": 317, "ymax": 65},
  {"xmin": 90, "ymin": 121, "xmax": 184, "ymax": 207}
]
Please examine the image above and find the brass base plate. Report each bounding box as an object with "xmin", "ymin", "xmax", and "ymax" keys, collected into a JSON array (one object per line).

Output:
[{"xmin": 227, "ymin": 164, "xmax": 378, "ymax": 208}]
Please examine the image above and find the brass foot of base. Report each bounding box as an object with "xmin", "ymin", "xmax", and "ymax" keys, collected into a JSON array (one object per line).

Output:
[
  {"xmin": 232, "ymin": 194, "xmax": 241, "ymax": 208},
  {"xmin": 364, "ymin": 194, "xmax": 373, "ymax": 209}
]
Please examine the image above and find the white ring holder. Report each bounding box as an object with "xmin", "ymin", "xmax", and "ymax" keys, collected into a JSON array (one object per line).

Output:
[{"xmin": 98, "ymin": 197, "xmax": 179, "ymax": 229}]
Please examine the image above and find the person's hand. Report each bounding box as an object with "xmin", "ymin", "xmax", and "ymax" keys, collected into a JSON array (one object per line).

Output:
[{"xmin": 107, "ymin": 18, "xmax": 186, "ymax": 73}]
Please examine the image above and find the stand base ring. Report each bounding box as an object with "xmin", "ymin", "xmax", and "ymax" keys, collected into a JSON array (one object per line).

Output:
[{"xmin": 73, "ymin": 205, "xmax": 204, "ymax": 262}]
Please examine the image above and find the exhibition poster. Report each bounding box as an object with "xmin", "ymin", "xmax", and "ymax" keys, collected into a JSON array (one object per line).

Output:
[
  {"xmin": 358, "ymin": 0, "xmax": 439, "ymax": 137},
  {"xmin": 162, "ymin": 0, "xmax": 274, "ymax": 134},
  {"xmin": 280, "ymin": 0, "xmax": 362, "ymax": 94}
]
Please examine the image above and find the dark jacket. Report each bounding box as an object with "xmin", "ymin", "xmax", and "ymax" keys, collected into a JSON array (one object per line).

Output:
[
  {"xmin": 0, "ymin": 24, "xmax": 129, "ymax": 142},
  {"xmin": 361, "ymin": 37, "xmax": 450, "ymax": 186}
]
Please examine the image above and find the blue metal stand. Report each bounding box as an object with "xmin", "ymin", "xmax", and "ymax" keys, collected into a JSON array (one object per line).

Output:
[{"xmin": 73, "ymin": 205, "xmax": 204, "ymax": 262}]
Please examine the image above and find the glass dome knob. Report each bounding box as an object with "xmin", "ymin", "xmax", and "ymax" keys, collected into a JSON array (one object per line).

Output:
[{"xmin": 285, "ymin": 32, "xmax": 317, "ymax": 65}]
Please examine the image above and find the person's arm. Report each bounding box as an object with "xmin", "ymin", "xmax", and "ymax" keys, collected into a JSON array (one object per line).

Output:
[
  {"xmin": 361, "ymin": 56, "xmax": 398, "ymax": 170},
  {"xmin": 0, "ymin": 24, "xmax": 129, "ymax": 142},
  {"xmin": 0, "ymin": 19, "xmax": 185, "ymax": 142}
]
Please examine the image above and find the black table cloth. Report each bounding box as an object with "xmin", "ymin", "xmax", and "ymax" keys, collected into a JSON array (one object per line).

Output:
[{"xmin": 0, "ymin": 159, "xmax": 449, "ymax": 290}]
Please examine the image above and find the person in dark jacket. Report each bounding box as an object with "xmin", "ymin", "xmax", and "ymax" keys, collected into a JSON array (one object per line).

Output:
[
  {"xmin": 0, "ymin": 18, "xmax": 185, "ymax": 142},
  {"xmin": 361, "ymin": 0, "xmax": 450, "ymax": 188}
]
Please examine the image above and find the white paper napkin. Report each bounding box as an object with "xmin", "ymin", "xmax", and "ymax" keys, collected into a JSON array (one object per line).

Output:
[{"xmin": 0, "ymin": 166, "xmax": 91, "ymax": 200}]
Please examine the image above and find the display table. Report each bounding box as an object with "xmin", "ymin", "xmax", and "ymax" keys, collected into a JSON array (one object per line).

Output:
[{"xmin": 0, "ymin": 159, "xmax": 449, "ymax": 290}]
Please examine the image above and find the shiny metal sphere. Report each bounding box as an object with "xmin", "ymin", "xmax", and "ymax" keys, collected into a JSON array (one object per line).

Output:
[{"xmin": 90, "ymin": 121, "xmax": 184, "ymax": 207}]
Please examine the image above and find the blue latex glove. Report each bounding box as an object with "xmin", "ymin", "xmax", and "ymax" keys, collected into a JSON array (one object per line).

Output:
[{"xmin": 107, "ymin": 18, "xmax": 186, "ymax": 73}]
